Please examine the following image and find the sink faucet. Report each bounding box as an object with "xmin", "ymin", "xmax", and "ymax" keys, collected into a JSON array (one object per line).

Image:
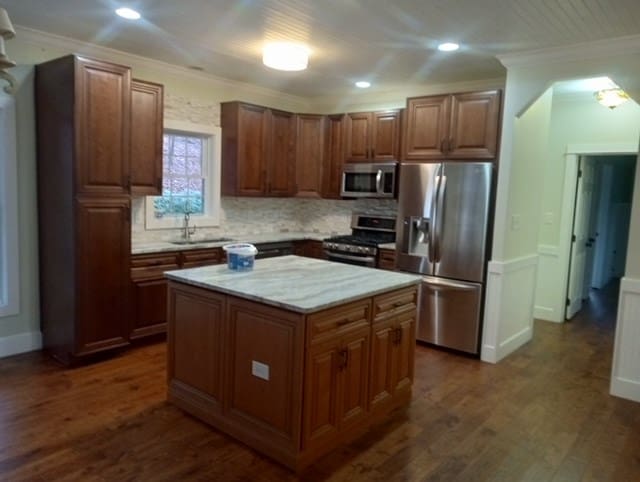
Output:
[{"xmin": 181, "ymin": 211, "xmax": 197, "ymax": 242}]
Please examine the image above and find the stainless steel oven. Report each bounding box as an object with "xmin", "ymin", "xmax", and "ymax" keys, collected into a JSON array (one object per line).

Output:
[
  {"xmin": 341, "ymin": 163, "xmax": 397, "ymax": 198},
  {"xmin": 323, "ymin": 213, "xmax": 396, "ymax": 268}
]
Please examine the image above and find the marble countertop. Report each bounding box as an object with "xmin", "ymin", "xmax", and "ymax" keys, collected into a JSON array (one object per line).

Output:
[
  {"xmin": 132, "ymin": 231, "xmax": 339, "ymax": 255},
  {"xmin": 378, "ymin": 242, "xmax": 396, "ymax": 250},
  {"xmin": 165, "ymin": 255, "xmax": 420, "ymax": 314}
]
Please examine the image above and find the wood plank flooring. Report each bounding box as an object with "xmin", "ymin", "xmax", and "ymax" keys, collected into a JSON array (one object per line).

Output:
[{"xmin": 1, "ymin": 282, "xmax": 639, "ymax": 481}]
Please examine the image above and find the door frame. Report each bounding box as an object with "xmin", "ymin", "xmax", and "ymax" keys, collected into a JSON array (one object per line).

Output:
[{"xmin": 559, "ymin": 143, "xmax": 638, "ymax": 321}]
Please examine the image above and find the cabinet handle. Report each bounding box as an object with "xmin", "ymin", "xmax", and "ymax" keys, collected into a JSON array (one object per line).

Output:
[
  {"xmin": 371, "ymin": 147, "xmax": 375, "ymax": 159},
  {"xmin": 440, "ymin": 139, "xmax": 446, "ymax": 153},
  {"xmin": 392, "ymin": 301, "xmax": 405, "ymax": 308},
  {"xmin": 125, "ymin": 175, "xmax": 131, "ymax": 191},
  {"xmin": 157, "ymin": 177, "xmax": 162, "ymax": 191},
  {"xmin": 449, "ymin": 138, "xmax": 454, "ymax": 153},
  {"xmin": 338, "ymin": 349, "xmax": 348, "ymax": 370},
  {"xmin": 337, "ymin": 318, "xmax": 354, "ymax": 326}
]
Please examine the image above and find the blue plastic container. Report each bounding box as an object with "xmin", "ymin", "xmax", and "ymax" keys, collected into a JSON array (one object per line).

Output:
[{"xmin": 223, "ymin": 243, "xmax": 258, "ymax": 271}]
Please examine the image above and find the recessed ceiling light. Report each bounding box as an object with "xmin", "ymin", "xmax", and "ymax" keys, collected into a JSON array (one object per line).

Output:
[
  {"xmin": 437, "ymin": 42, "xmax": 459, "ymax": 52},
  {"xmin": 262, "ymin": 42, "xmax": 310, "ymax": 71},
  {"xmin": 355, "ymin": 81, "xmax": 371, "ymax": 89},
  {"xmin": 115, "ymin": 7, "xmax": 141, "ymax": 20}
]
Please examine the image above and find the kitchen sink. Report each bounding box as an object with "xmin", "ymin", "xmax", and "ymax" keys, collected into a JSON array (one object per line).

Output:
[{"xmin": 169, "ymin": 237, "xmax": 234, "ymax": 245}]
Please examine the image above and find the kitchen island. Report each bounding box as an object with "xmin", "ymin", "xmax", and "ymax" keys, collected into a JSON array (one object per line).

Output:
[{"xmin": 165, "ymin": 255, "xmax": 420, "ymax": 471}]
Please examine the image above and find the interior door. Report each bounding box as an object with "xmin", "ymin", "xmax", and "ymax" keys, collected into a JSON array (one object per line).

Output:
[
  {"xmin": 566, "ymin": 157, "xmax": 595, "ymax": 319},
  {"xmin": 582, "ymin": 159, "xmax": 600, "ymax": 298}
]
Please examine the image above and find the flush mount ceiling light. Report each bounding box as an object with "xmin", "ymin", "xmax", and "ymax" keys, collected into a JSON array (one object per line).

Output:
[
  {"xmin": 115, "ymin": 7, "xmax": 141, "ymax": 20},
  {"xmin": 262, "ymin": 42, "xmax": 310, "ymax": 71},
  {"xmin": 355, "ymin": 81, "xmax": 371, "ymax": 89},
  {"xmin": 437, "ymin": 42, "xmax": 459, "ymax": 52},
  {"xmin": 594, "ymin": 88, "xmax": 630, "ymax": 109}
]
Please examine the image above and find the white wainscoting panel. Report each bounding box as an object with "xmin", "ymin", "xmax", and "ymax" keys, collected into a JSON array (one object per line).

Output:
[
  {"xmin": 610, "ymin": 277, "xmax": 640, "ymax": 403},
  {"xmin": 481, "ymin": 254, "xmax": 539, "ymax": 363},
  {"xmin": 534, "ymin": 244, "xmax": 564, "ymax": 322},
  {"xmin": 0, "ymin": 331, "xmax": 42, "ymax": 358}
]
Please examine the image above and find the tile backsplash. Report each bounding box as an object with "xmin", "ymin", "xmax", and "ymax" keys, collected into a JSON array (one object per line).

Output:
[{"xmin": 131, "ymin": 196, "xmax": 397, "ymax": 243}]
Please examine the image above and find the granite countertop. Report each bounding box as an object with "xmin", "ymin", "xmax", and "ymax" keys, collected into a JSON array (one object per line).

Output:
[
  {"xmin": 165, "ymin": 255, "xmax": 421, "ymax": 314},
  {"xmin": 132, "ymin": 231, "xmax": 339, "ymax": 255},
  {"xmin": 378, "ymin": 242, "xmax": 396, "ymax": 250}
]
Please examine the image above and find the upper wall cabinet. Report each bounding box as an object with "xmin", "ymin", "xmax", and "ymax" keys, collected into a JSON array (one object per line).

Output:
[
  {"xmin": 295, "ymin": 114, "xmax": 325, "ymax": 198},
  {"xmin": 404, "ymin": 90, "xmax": 501, "ymax": 161},
  {"xmin": 131, "ymin": 79, "xmax": 164, "ymax": 196},
  {"xmin": 322, "ymin": 114, "xmax": 346, "ymax": 199},
  {"xmin": 221, "ymin": 101, "xmax": 296, "ymax": 197},
  {"xmin": 345, "ymin": 111, "xmax": 401, "ymax": 162}
]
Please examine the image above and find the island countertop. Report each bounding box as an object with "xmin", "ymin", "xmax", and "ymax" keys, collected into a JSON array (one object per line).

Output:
[{"xmin": 165, "ymin": 255, "xmax": 421, "ymax": 313}]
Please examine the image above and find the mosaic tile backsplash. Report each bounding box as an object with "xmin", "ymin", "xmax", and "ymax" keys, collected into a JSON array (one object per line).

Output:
[{"xmin": 131, "ymin": 196, "xmax": 397, "ymax": 243}]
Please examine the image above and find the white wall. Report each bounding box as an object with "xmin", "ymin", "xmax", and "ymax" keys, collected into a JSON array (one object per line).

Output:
[{"xmin": 482, "ymin": 35, "xmax": 640, "ymax": 403}]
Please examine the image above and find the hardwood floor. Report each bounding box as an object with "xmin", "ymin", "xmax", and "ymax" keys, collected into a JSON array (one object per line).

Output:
[{"xmin": 1, "ymin": 282, "xmax": 639, "ymax": 481}]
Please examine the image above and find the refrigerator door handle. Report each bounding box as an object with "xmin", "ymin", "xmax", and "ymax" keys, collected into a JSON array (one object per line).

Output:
[
  {"xmin": 375, "ymin": 169, "xmax": 383, "ymax": 194},
  {"xmin": 428, "ymin": 166, "xmax": 441, "ymax": 263},
  {"xmin": 423, "ymin": 277, "xmax": 477, "ymax": 291},
  {"xmin": 434, "ymin": 174, "xmax": 447, "ymax": 262}
]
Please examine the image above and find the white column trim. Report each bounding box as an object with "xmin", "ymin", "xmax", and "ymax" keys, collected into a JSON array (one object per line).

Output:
[{"xmin": 610, "ymin": 277, "xmax": 640, "ymax": 403}]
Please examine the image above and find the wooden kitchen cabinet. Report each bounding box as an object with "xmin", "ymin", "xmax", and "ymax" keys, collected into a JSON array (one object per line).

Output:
[
  {"xmin": 322, "ymin": 114, "xmax": 346, "ymax": 198},
  {"xmin": 404, "ymin": 90, "xmax": 501, "ymax": 161},
  {"xmin": 130, "ymin": 252, "xmax": 180, "ymax": 339},
  {"xmin": 344, "ymin": 110, "xmax": 401, "ymax": 162},
  {"xmin": 369, "ymin": 287, "xmax": 417, "ymax": 412},
  {"xmin": 36, "ymin": 55, "xmax": 137, "ymax": 363},
  {"xmin": 221, "ymin": 102, "xmax": 297, "ymax": 197},
  {"xmin": 131, "ymin": 79, "xmax": 164, "ymax": 195},
  {"xmin": 295, "ymin": 114, "xmax": 325, "ymax": 198},
  {"xmin": 378, "ymin": 248, "xmax": 397, "ymax": 270}
]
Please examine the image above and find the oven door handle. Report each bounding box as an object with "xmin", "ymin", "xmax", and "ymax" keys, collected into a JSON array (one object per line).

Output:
[{"xmin": 324, "ymin": 251, "xmax": 376, "ymax": 264}]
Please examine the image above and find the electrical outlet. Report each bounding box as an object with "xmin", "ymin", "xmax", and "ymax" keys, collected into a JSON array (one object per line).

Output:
[
  {"xmin": 511, "ymin": 214, "xmax": 521, "ymax": 231},
  {"xmin": 543, "ymin": 212, "xmax": 554, "ymax": 225},
  {"xmin": 251, "ymin": 360, "xmax": 270, "ymax": 381}
]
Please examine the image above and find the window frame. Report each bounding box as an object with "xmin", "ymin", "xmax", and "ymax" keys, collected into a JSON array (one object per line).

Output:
[
  {"xmin": 145, "ymin": 120, "xmax": 221, "ymax": 230},
  {"xmin": 0, "ymin": 94, "xmax": 20, "ymax": 317}
]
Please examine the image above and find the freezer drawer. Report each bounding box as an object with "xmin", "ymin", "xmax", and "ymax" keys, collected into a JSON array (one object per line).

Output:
[{"xmin": 417, "ymin": 276, "xmax": 482, "ymax": 354}]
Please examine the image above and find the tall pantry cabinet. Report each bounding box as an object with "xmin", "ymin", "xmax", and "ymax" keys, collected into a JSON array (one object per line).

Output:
[{"xmin": 36, "ymin": 55, "xmax": 135, "ymax": 364}]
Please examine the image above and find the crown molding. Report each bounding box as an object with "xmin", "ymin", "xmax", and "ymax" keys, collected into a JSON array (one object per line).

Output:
[
  {"xmin": 13, "ymin": 25, "xmax": 309, "ymax": 108},
  {"xmin": 498, "ymin": 34, "xmax": 640, "ymax": 68}
]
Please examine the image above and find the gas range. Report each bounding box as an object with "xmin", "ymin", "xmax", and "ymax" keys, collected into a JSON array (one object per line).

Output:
[{"xmin": 323, "ymin": 214, "xmax": 396, "ymax": 267}]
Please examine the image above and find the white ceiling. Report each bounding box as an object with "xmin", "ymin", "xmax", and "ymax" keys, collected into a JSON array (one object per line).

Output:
[{"xmin": 3, "ymin": 0, "xmax": 640, "ymax": 98}]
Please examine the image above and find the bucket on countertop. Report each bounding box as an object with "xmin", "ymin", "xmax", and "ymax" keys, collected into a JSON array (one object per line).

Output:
[{"xmin": 223, "ymin": 243, "xmax": 258, "ymax": 271}]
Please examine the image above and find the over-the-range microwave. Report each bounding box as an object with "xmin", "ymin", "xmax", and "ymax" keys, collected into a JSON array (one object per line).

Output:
[{"xmin": 340, "ymin": 162, "xmax": 397, "ymax": 198}]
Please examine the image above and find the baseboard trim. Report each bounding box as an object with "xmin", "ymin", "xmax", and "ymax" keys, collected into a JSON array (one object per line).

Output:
[
  {"xmin": 533, "ymin": 305, "xmax": 561, "ymax": 322},
  {"xmin": 610, "ymin": 377, "xmax": 640, "ymax": 403},
  {"xmin": 0, "ymin": 331, "xmax": 43, "ymax": 358}
]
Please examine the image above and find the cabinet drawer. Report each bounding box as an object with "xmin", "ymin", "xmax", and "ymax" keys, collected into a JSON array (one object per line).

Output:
[
  {"xmin": 373, "ymin": 286, "xmax": 418, "ymax": 322},
  {"xmin": 378, "ymin": 249, "xmax": 396, "ymax": 270},
  {"xmin": 307, "ymin": 299, "xmax": 370, "ymax": 345},
  {"xmin": 131, "ymin": 253, "xmax": 180, "ymax": 280},
  {"xmin": 181, "ymin": 248, "xmax": 223, "ymax": 268}
]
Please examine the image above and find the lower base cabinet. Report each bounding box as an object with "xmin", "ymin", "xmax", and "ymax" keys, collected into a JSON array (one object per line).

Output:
[{"xmin": 167, "ymin": 282, "xmax": 418, "ymax": 471}]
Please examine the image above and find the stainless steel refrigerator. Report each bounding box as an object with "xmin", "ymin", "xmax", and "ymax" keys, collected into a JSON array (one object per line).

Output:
[{"xmin": 396, "ymin": 162, "xmax": 493, "ymax": 354}]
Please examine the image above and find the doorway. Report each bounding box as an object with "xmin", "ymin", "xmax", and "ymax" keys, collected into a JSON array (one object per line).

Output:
[{"xmin": 565, "ymin": 154, "xmax": 637, "ymax": 320}]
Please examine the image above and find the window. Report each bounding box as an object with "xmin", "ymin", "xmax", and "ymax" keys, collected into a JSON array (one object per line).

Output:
[
  {"xmin": 0, "ymin": 94, "xmax": 20, "ymax": 317},
  {"xmin": 145, "ymin": 121, "xmax": 221, "ymax": 229}
]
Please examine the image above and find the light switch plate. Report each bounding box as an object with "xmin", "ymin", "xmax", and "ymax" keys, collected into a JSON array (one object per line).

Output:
[{"xmin": 251, "ymin": 360, "xmax": 270, "ymax": 381}]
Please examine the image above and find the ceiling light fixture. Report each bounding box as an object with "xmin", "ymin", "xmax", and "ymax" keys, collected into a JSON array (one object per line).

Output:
[
  {"xmin": 437, "ymin": 42, "xmax": 459, "ymax": 52},
  {"xmin": 262, "ymin": 42, "xmax": 310, "ymax": 71},
  {"xmin": 355, "ymin": 81, "xmax": 371, "ymax": 89},
  {"xmin": 115, "ymin": 7, "xmax": 141, "ymax": 20},
  {"xmin": 594, "ymin": 88, "xmax": 630, "ymax": 109}
]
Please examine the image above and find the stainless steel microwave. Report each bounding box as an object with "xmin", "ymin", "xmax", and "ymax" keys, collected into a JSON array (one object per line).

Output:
[{"xmin": 341, "ymin": 163, "xmax": 397, "ymax": 198}]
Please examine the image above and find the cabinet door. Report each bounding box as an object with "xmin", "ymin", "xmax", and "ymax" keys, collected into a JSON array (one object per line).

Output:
[
  {"xmin": 448, "ymin": 90, "xmax": 501, "ymax": 159},
  {"xmin": 339, "ymin": 327, "xmax": 370, "ymax": 428},
  {"xmin": 295, "ymin": 114, "xmax": 324, "ymax": 198},
  {"xmin": 322, "ymin": 114, "xmax": 345, "ymax": 198},
  {"xmin": 168, "ymin": 286, "xmax": 225, "ymax": 408},
  {"xmin": 130, "ymin": 278, "xmax": 169, "ymax": 339},
  {"xmin": 392, "ymin": 312, "xmax": 416, "ymax": 395},
  {"xmin": 369, "ymin": 319, "xmax": 395, "ymax": 411},
  {"xmin": 303, "ymin": 337, "xmax": 341, "ymax": 450},
  {"xmin": 371, "ymin": 111, "xmax": 400, "ymax": 161},
  {"xmin": 306, "ymin": 240, "xmax": 327, "ymax": 260},
  {"xmin": 237, "ymin": 103, "xmax": 268, "ymax": 196},
  {"xmin": 344, "ymin": 112, "xmax": 371, "ymax": 162},
  {"xmin": 131, "ymin": 79, "xmax": 164, "ymax": 195},
  {"xmin": 403, "ymin": 95, "xmax": 450, "ymax": 160},
  {"xmin": 75, "ymin": 197, "xmax": 130, "ymax": 354},
  {"xmin": 267, "ymin": 109, "xmax": 295, "ymax": 196},
  {"xmin": 75, "ymin": 56, "xmax": 131, "ymax": 195}
]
